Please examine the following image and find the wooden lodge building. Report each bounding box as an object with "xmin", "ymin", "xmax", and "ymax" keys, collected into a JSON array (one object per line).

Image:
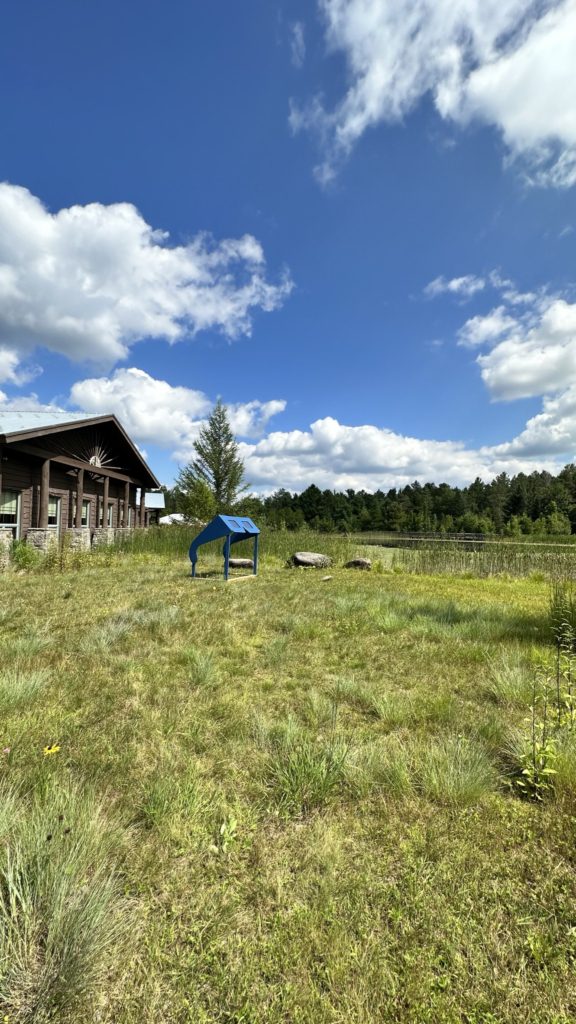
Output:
[{"xmin": 0, "ymin": 412, "xmax": 160, "ymax": 553}]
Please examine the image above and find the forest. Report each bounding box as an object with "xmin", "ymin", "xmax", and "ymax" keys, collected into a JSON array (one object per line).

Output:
[{"xmin": 162, "ymin": 464, "xmax": 576, "ymax": 536}]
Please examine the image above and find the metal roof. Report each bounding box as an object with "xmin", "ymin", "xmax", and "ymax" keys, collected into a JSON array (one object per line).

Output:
[
  {"xmin": 0, "ymin": 410, "xmax": 93, "ymax": 436},
  {"xmin": 0, "ymin": 410, "xmax": 160, "ymax": 488},
  {"xmin": 136, "ymin": 489, "xmax": 166, "ymax": 509}
]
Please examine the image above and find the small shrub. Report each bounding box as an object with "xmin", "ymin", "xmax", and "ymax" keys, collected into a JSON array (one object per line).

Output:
[
  {"xmin": 550, "ymin": 581, "xmax": 576, "ymax": 641},
  {"xmin": 10, "ymin": 540, "xmax": 40, "ymax": 571},
  {"xmin": 553, "ymin": 730, "xmax": 576, "ymax": 801},
  {"xmin": 506, "ymin": 664, "xmax": 565, "ymax": 800},
  {"xmin": 509, "ymin": 727, "xmax": 558, "ymax": 801}
]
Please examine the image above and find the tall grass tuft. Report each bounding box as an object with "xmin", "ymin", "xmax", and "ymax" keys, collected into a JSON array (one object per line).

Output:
[
  {"xmin": 258, "ymin": 715, "xmax": 349, "ymax": 816},
  {"xmin": 266, "ymin": 735, "xmax": 349, "ymax": 815},
  {"xmin": 186, "ymin": 646, "xmax": 220, "ymax": 688},
  {"xmin": 0, "ymin": 782, "xmax": 133, "ymax": 1023},
  {"xmin": 484, "ymin": 650, "xmax": 534, "ymax": 707},
  {"xmin": 0, "ymin": 668, "xmax": 51, "ymax": 712},
  {"xmin": 357, "ymin": 734, "xmax": 496, "ymax": 805},
  {"xmin": 413, "ymin": 735, "xmax": 497, "ymax": 805},
  {"xmin": 5, "ymin": 623, "xmax": 54, "ymax": 659},
  {"xmin": 138, "ymin": 770, "xmax": 214, "ymax": 838},
  {"xmin": 79, "ymin": 606, "xmax": 180, "ymax": 654},
  {"xmin": 114, "ymin": 525, "xmax": 194, "ymax": 558},
  {"xmin": 351, "ymin": 736, "xmax": 413, "ymax": 798}
]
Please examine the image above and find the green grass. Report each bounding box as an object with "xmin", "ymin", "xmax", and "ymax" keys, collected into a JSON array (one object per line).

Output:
[
  {"xmin": 393, "ymin": 537, "xmax": 576, "ymax": 578},
  {"xmin": 3, "ymin": 545, "xmax": 576, "ymax": 1021},
  {"xmin": 0, "ymin": 668, "xmax": 51, "ymax": 711},
  {"xmin": 0, "ymin": 781, "xmax": 132, "ymax": 1024}
]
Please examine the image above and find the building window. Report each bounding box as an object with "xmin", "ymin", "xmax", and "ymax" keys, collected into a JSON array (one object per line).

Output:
[
  {"xmin": 0, "ymin": 490, "xmax": 20, "ymax": 537},
  {"xmin": 47, "ymin": 496, "xmax": 61, "ymax": 531},
  {"xmin": 81, "ymin": 500, "xmax": 91, "ymax": 528},
  {"xmin": 99, "ymin": 502, "xmax": 114, "ymax": 527}
]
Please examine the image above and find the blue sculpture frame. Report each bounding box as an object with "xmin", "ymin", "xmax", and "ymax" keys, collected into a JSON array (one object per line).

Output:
[{"xmin": 189, "ymin": 515, "xmax": 260, "ymax": 581}]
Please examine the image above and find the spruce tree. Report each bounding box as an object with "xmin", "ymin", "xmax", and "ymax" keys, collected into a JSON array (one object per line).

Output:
[{"xmin": 177, "ymin": 400, "xmax": 248, "ymax": 513}]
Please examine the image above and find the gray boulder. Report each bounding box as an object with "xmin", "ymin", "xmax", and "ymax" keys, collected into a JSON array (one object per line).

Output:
[
  {"xmin": 291, "ymin": 551, "xmax": 332, "ymax": 568},
  {"xmin": 229, "ymin": 558, "xmax": 254, "ymax": 569},
  {"xmin": 344, "ymin": 558, "xmax": 372, "ymax": 570}
]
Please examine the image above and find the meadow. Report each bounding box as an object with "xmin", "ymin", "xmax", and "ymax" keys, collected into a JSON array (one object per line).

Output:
[{"xmin": 2, "ymin": 530, "xmax": 576, "ymax": 1022}]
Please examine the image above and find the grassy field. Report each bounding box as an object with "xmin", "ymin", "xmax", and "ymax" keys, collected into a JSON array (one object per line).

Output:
[{"xmin": 2, "ymin": 536, "xmax": 576, "ymax": 1022}]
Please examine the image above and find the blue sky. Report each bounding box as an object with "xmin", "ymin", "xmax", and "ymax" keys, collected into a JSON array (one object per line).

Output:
[{"xmin": 1, "ymin": 0, "xmax": 576, "ymax": 491}]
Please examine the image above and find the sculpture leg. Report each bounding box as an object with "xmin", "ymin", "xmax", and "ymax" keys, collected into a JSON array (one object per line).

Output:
[{"xmin": 224, "ymin": 535, "xmax": 231, "ymax": 581}]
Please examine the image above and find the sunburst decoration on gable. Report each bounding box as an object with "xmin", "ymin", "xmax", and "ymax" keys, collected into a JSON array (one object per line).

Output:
[{"xmin": 48, "ymin": 429, "xmax": 127, "ymax": 478}]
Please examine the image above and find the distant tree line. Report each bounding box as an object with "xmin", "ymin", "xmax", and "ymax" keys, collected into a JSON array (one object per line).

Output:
[{"xmin": 162, "ymin": 464, "xmax": 576, "ymax": 536}]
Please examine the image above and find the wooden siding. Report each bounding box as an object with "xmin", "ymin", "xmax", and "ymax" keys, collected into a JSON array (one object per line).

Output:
[{"xmin": 1, "ymin": 451, "xmax": 139, "ymax": 536}]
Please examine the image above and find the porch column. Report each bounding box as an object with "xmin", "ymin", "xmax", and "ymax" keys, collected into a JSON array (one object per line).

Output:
[
  {"xmin": 39, "ymin": 458, "xmax": 50, "ymax": 529},
  {"xmin": 139, "ymin": 487, "xmax": 146, "ymax": 528},
  {"xmin": 124, "ymin": 480, "xmax": 130, "ymax": 527},
  {"xmin": 102, "ymin": 475, "xmax": 109, "ymax": 526},
  {"xmin": 75, "ymin": 468, "xmax": 84, "ymax": 528}
]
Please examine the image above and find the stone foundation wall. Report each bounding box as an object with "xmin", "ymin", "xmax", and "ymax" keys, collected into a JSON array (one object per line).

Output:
[
  {"xmin": 91, "ymin": 527, "xmax": 116, "ymax": 547},
  {"xmin": 16, "ymin": 525, "xmax": 139, "ymax": 558},
  {"xmin": 0, "ymin": 531, "xmax": 11, "ymax": 571},
  {"xmin": 67, "ymin": 528, "xmax": 91, "ymax": 551},
  {"xmin": 26, "ymin": 529, "xmax": 58, "ymax": 554}
]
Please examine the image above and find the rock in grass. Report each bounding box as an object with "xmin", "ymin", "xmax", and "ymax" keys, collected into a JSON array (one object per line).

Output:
[
  {"xmin": 291, "ymin": 551, "xmax": 332, "ymax": 569},
  {"xmin": 344, "ymin": 558, "xmax": 372, "ymax": 570},
  {"xmin": 322, "ymin": 575, "xmax": 333, "ymax": 582},
  {"xmin": 228, "ymin": 558, "xmax": 254, "ymax": 569}
]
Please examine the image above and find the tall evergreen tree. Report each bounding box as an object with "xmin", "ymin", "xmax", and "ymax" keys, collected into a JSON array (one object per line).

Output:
[{"xmin": 176, "ymin": 400, "xmax": 248, "ymax": 513}]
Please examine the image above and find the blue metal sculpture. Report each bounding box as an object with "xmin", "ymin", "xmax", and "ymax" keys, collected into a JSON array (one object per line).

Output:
[{"xmin": 189, "ymin": 515, "xmax": 260, "ymax": 581}]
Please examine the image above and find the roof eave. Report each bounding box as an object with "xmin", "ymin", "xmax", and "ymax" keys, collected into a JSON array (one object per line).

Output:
[{"xmin": 1, "ymin": 414, "xmax": 160, "ymax": 489}]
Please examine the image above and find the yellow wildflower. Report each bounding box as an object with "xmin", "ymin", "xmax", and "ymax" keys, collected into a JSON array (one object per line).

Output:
[{"xmin": 43, "ymin": 744, "xmax": 61, "ymax": 756}]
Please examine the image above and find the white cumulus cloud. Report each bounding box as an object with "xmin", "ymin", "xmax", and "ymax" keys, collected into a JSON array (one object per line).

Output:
[
  {"xmin": 228, "ymin": 399, "xmax": 287, "ymax": 439},
  {"xmin": 478, "ymin": 298, "xmax": 576, "ymax": 399},
  {"xmin": 0, "ymin": 347, "xmax": 25, "ymax": 384},
  {"xmin": 0, "ymin": 182, "xmax": 292, "ymax": 380},
  {"xmin": 68, "ymin": 367, "xmax": 286, "ymax": 453},
  {"xmin": 239, "ymin": 416, "xmax": 562, "ymax": 492},
  {"xmin": 3, "ymin": 367, "xmax": 574, "ymax": 490},
  {"xmin": 424, "ymin": 269, "xmax": 576, "ymax": 474},
  {"xmin": 424, "ymin": 275, "xmax": 486, "ymax": 300},
  {"xmin": 70, "ymin": 368, "xmax": 213, "ymax": 447},
  {"xmin": 491, "ymin": 387, "xmax": 576, "ymax": 457},
  {"xmin": 457, "ymin": 306, "xmax": 518, "ymax": 347},
  {"xmin": 294, "ymin": 0, "xmax": 576, "ymax": 186}
]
